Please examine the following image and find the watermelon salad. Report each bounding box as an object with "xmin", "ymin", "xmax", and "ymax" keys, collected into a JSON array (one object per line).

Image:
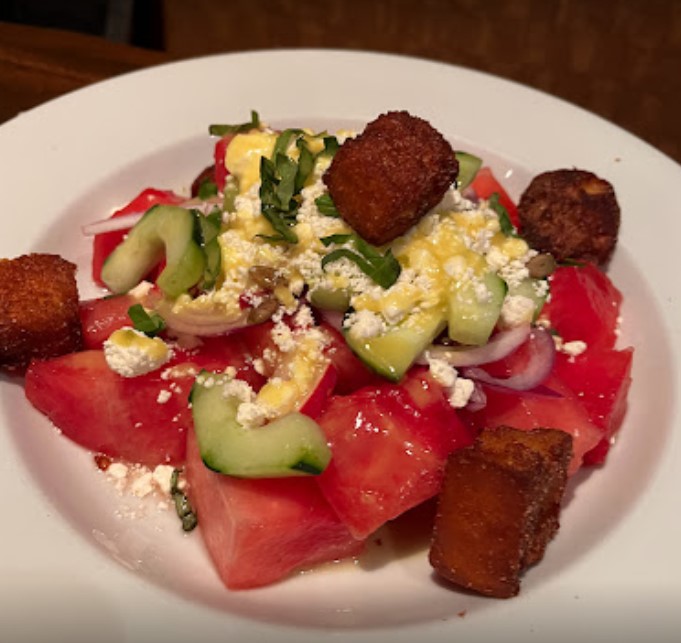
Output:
[{"xmin": 23, "ymin": 112, "xmax": 633, "ymax": 592}]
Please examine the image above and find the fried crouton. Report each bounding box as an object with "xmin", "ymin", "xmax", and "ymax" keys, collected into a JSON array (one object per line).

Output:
[
  {"xmin": 323, "ymin": 111, "xmax": 458, "ymax": 245},
  {"xmin": 517, "ymin": 169, "xmax": 620, "ymax": 265},
  {"xmin": 0, "ymin": 254, "xmax": 82, "ymax": 373},
  {"xmin": 429, "ymin": 426, "xmax": 572, "ymax": 598}
]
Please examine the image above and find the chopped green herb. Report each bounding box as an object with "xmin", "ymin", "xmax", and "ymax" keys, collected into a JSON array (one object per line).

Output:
[
  {"xmin": 257, "ymin": 126, "xmax": 337, "ymax": 245},
  {"xmin": 315, "ymin": 193, "xmax": 340, "ymax": 217},
  {"xmin": 127, "ymin": 304, "xmax": 166, "ymax": 337},
  {"xmin": 559, "ymin": 258, "xmax": 587, "ymax": 267},
  {"xmin": 197, "ymin": 178, "xmax": 218, "ymax": 200},
  {"xmin": 171, "ymin": 468, "xmax": 198, "ymax": 533},
  {"xmin": 295, "ymin": 139, "xmax": 315, "ymax": 193},
  {"xmin": 195, "ymin": 209, "xmax": 223, "ymax": 290},
  {"xmin": 488, "ymin": 193, "xmax": 517, "ymax": 236},
  {"xmin": 208, "ymin": 110, "xmax": 260, "ymax": 136},
  {"xmin": 321, "ymin": 234, "xmax": 401, "ymax": 289},
  {"xmin": 222, "ymin": 177, "xmax": 239, "ymax": 212},
  {"xmin": 320, "ymin": 233, "xmax": 353, "ymax": 247},
  {"xmin": 259, "ymin": 156, "xmax": 299, "ymax": 244},
  {"xmin": 272, "ymin": 129, "xmax": 305, "ymax": 159},
  {"xmin": 322, "ymin": 136, "xmax": 340, "ymax": 157}
]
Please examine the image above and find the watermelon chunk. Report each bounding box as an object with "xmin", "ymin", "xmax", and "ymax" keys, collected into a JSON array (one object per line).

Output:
[
  {"xmin": 553, "ymin": 348, "xmax": 634, "ymax": 465},
  {"xmin": 79, "ymin": 294, "xmax": 139, "ymax": 350},
  {"xmin": 459, "ymin": 374, "xmax": 602, "ymax": 475},
  {"xmin": 540, "ymin": 263, "xmax": 623, "ymax": 349},
  {"xmin": 316, "ymin": 369, "xmax": 476, "ymax": 538},
  {"xmin": 24, "ymin": 335, "xmax": 260, "ymax": 466},
  {"xmin": 185, "ymin": 429, "xmax": 364, "ymax": 589},
  {"xmin": 25, "ymin": 350, "xmax": 192, "ymax": 466}
]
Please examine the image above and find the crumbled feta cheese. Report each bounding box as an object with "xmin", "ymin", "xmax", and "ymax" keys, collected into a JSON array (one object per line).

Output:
[
  {"xmin": 426, "ymin": 354, "xmax": 458, "ymax": 388},
  {"xmin": 500, "ymin": 295, "xmax": 536, "ymax": 327},
  {"xmin": 130, "ymin": 472, "xmax": 154, "ymax": 498},
  {"xmin": 236, "ymin": 401, "xmax": 272, "ymax": 428},
  {"xmin": 425, "ymin": 353, "xmax": 475, "ymax": 409},
  {"xmin": 448, "ymin": 377, "xmax": 476, "ymax": 408},
  {"xmin": 344, "ymin": 309, "xmax": 386, "ymax": 340},
  {"xmin": 272, "ymin": 320, "xmax": 296, "ymax": 352},
  {"xmin": 554, "ymin": 336, "xmax": 588, "ymax": 358},
  {"xmin": 252, "ymin": 358, "xmax": 266, "ymax": 375},
  {"xmin": 127, "ymin": 280, "xmax": 154, "ymax": 300},
  {"xmin": 293, "ymin": 305, "xmax": 315, "ymax": 329},
  {"xmin": 103, "ymin": 328, "xmax": 172, "ymax": 378},
  {"xmin": 152, "ymin": 465, "xmax": 175, "ymax": 494},
  {"xmin": 156, "ymin": 389, "xmax": 172, "ymax": 404},
  {"xmin": 107, "ymin": 462, "xmax": 129, "ymax": 480},
  {"xmin": 222, "ymin": 378, "xmax": 256, "ymax": 403},
  {"xmin": 103, "ymin": 460, "xmax": 177, "ymax": 500}
]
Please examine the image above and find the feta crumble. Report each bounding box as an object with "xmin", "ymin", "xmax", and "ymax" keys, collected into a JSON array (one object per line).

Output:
[
  {"xmin": 425, "ymin": 353, "xmax": 476, "ymax": 409},
  {"xmin": 103, "ymin": 328, "xmax": 172, "ymax": 377}
]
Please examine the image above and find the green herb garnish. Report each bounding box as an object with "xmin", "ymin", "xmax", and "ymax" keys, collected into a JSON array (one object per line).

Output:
[
  {"xmin": 195, "ymin": 208, "xmax": 223, "ymax": 290},
  {"xmin": 320, "ymin": 234, "xmax": 401, "ymax": 289},
  {"xmin": 128, "ymin": 304, "xmax": 166, "ymax": 337},
  {"xmin": 170, "ymin": 468, "xmax": 198, "ymax": 532},
  {"xmin": 488, "ymin": 192, "xmax": 517, "ymax": 236},
  {"xmin": 315, "ymin": 193, "xmax": 340, "ymax": 218},
  {"xmin": 197, "ymin": 178, "xmax": 218, "ymax": 200},
  {"xmin": 257, "ymin": 129, "xmax": 322, "ymax": 244},
  {"xmin": 208, "ymin": 110, "xmax": 261, "ymax": 136},
  {"xmin": 258, "ymin": 155, "xmax": 299, "ymax": 244},
  {"xmin": 322, "ymin": 136, "xmax": 340, "ymax": 157},
  {"xmin": 320, "ymin": 233, "xmax": 353, "ymax": 246}
]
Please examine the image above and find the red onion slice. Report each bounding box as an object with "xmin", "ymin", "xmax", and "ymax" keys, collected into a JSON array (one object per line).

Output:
[
  {"xmin": 318, "ymin": 309, "xmax": 345, "ymax": 332},
  {"xmin": 81, "ymin": 197, "xmax": 223, "ymax": 236},
  {"xmin": 418, "ymin": 324, "xmax": 531, "ymax": 367},
  {"xmin": 461, "ymin": 326, "xmax": 556, "ymax": 391},
  {"xmin": 81, "ymin": 211, "xmax": 145, "ymax": 236},
  {"xmin": 464, "ymin": 382, "xmax": 487, "ymax": 412},
  {"xmin": 155, "ymin": 301, "xmax": 252, "ymax": 337}
]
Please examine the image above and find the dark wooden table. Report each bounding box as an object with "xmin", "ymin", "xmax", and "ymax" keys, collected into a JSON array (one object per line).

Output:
[
  {"xmin": 0, "ymin": 21, "xmax": 168, "ymax": 125},
  {"xmin": 2, "ymin": 2, "xmax": 680, "ymax": 164}
]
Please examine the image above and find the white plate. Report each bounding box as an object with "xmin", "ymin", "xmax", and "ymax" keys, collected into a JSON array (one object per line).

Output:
[{"xmin": 1, "ymin": 50, "xmax": 680, "ymax": 643}]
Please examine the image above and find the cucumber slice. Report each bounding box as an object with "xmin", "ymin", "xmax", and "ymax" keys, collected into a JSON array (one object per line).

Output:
[
  {"xmin": 101, "ymin": 205, "xmax": 206, "ymax": 298},
  {"xmin": 308, "ymin": 285, "xmax": 351, "ymax": 311},
  {"xmin": 448, "ymin": 272, "xmax": 506, "ymax": 345},
  {"xmin": 344, "ymin": 308, "xmax": 446, "ymax": 382},
  {"xmin": 190, "ymin": 373, "xmax": 331, "ymax": 478},
  {"xmin": 508, "ymin": 277, "xmax": 549, "ymax": 321},
  {"xmin": 455, "ymin": 151, "xmax": 483, "ymax": 191}
]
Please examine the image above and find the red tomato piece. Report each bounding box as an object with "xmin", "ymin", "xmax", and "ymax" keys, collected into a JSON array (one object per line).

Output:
[
  {"xmin": 79, "ymin": 294, "xmax": 139, "ymax": 349},
  {"xmin": 237, "ymin": 320, "xmax": 382, "ymax": 395},
  {"xmin": 213, "ymin": 135, "xmax": 234, "ymax": 192},
  {"xmin": 541, "ymin": 263, "xmax": 623, "ymax": 349},
  {"xmin": 553, "ymin": 348, "xmax": 634, "ymax": 465},
  {"xmin": 92, "ymin": 188, "xmax": 184, "ymax": 287},
  {"xmin": 458, "ymin": 374, "xmax": 602, "ymax": 475},
  {"xmin": 320, "ymin": 323, "xmax": 384, "ymax": 394},
  {"xmin": 469, "ymin": 166, "xmax": 520, "ymax": 230},
  {"xmin": 316, "ymin": 369, "xmax": 475, "ymax": 538},
  {"xmin": 185, "ymin": 429, "xmax": 364, "ymax": 590}
]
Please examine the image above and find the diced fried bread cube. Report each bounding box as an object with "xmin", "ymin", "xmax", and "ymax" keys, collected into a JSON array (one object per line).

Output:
[
  {"xmin": 323, "ymin": 111, "xmax": 458, "ymax": 245},
  {"xmin": 429, "ymin": 426, "xmax": 572, "ymax": 598},
  {"xmin": 0, "ymin": 253, "xmax": 82, "ymax": 373}
]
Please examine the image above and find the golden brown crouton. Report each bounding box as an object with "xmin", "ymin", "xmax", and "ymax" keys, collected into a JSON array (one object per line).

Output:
[
  {"xmin": 517, "ymin": 169, "xmax": 620, "ymax": 265},
  {"xmin": 429, "ymin": 426, "xmax": 572, "ymax": 598},
  {"xmin": 0, "ymin": 254, "xmax": 82, "ymax": 373},
  {"xmin": 323, "ymin": 111, "xmax": 458, "ymax": 245}
]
